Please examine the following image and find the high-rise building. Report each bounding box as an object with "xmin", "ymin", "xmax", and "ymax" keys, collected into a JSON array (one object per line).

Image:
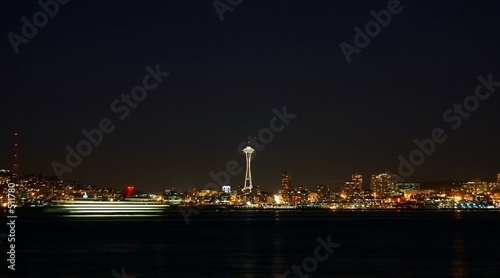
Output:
[
  {"xmin": 281, "ymin": 171, "xmax": 292, "ymax": 203},
  {"xmin": 370, "ymin": 173, "xmax": 398, "ymax": 198},
  {"xmin": 497, "ymin": 173, "xmax": 500, "ymax": 190},
  {"xmin": 342, "ymin": 173, "xmax": 363, "ymax": 198},
  {"xmin": 342, "ymin": 181, "xmax": 355, "ymax": 198},
  {"xmin": 352, "ymin": 172, "xmax": 363, "ymax": 191},
  {"xmin": 465, "ymin": 178, "xmax": 490, "ymax": 194}
]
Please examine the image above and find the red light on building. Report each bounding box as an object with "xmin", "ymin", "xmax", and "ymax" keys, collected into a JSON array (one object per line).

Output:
[{"xmin": 126, "ymin": 186, "xmax": 134, "ymax": 196}]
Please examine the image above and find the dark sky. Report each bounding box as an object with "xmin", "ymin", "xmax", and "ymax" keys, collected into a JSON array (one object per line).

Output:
[{"xmin": 1, "ymin": 0, "xmax": 500, "ymax": 193}]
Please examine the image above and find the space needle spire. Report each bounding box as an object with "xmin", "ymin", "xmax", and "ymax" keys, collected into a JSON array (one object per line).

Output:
[{"xmin": 242, "ymin": 141, "xmax": 255, "ymax": 193}]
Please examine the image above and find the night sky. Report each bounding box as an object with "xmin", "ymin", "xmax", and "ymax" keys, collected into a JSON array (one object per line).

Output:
[{"xmin": 1, "ymin": 0, "xmax": 500, "ymax": 193}]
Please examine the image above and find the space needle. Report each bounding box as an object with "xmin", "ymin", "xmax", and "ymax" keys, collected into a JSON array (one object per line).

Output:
[{"xmin": 242, "ymin": 142, "xmax": 255, "ymax": 193}]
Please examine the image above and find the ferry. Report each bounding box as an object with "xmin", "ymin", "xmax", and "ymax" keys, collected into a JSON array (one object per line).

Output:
[{"xmin": 47, "ymin": 199, "xmax": 170, "ymax": 216}]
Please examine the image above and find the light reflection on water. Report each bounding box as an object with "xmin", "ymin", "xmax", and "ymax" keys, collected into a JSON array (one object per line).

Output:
[
  {"xmin": 14, "ymin": 210, "xmax": 500, "ymax": 277},
  {"xmin": 451, "ymin": 230, "xmax": 466, "ymax": 277}
]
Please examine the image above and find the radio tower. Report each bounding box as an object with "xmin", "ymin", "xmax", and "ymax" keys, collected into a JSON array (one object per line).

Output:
[{"xmin": 12, "ymin": 132, "xmax": 19, "ymax": 175}]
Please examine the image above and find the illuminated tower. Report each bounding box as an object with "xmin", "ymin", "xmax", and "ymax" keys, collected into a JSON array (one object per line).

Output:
[
  {"xmin": 12, "ymin": 132, "xmax": 19, "ymax": 174},
  {"xmin": 497, "ymin": 172, "xmax": 500, "ymax": 190},
  {"xmin": 242, "ymin": 143, "xmax": 255, "ymax": 193}
]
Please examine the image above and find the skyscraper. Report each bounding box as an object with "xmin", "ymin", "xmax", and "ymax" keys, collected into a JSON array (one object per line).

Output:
[
  {"xmin": 370, "ymin": 173, "xmax": 398, "ymax": 198},
  {"xmin": 342, "ymin": 181, "xmax": 355, "ymax": 198},
  {"xmin": 352, "ymin": 172, "xmax": 363, "ymax": 191},
  {"xmin": 497, "ymin": 172, "xmax": 500, "ymax": 190},
  {"xmin": 342, "ymin": 173, "xmax": 363, "ymax": 198},
  {"xmin": 242, "ymin": 144, "xmax": 255, "ymax": 193},
  {"xmin": 281, "ymin": 171, "xmax": 292, "ymax": 203}
]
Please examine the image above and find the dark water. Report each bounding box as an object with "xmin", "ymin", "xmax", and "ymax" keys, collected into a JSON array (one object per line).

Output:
[{"xmin": 5, "ymin": 210, "xmax": 500, "ymax": 277}]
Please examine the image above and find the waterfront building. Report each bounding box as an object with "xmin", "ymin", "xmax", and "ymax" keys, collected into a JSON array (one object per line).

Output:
[
  {"xmin": 370, "ymin": 173, "xmax": 398, "ymax": 198},
  {"xmin": 281, "ymin": 171, "xmax": 292, "ymax": 204}
]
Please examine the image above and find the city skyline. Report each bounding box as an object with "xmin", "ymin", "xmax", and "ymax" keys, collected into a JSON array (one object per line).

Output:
[
  {"xmin": 2, "ymin": 166, "xmax": 500, "ymax": 210},
  {"xmin": 2, "ymin": 161, "xmax": 499, "ymax": 195},
  {"xmin": 0, "ymin": 128, "xmax": 499, "ymax": 193},
  {"xmin": 1, "ymin": 1, "xmax": 500, "ymax": 193}
]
